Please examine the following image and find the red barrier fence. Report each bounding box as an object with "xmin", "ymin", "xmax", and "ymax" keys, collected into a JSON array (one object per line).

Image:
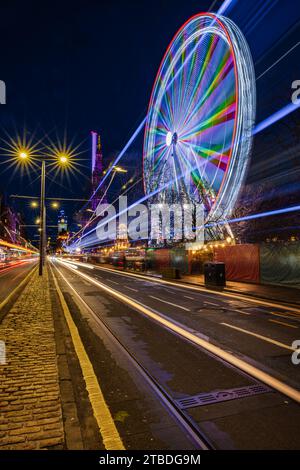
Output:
[{"xmin": 213, "ymin": 244, "xmax": 260, "ymax": 283}]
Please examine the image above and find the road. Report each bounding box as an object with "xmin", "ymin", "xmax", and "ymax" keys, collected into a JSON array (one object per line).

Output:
[
  {"xmin": 0, "ymin": 259, "xmax": 37, "ymax": 305},
  {"xmin": 52, "ymin": 257, "xmax": 300, "ymax": 449}
]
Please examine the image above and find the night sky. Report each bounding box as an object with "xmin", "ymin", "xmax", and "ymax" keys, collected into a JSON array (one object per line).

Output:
[{"xmin": 0, "ymin": 0, "xmax": 300, "ymax": 242}]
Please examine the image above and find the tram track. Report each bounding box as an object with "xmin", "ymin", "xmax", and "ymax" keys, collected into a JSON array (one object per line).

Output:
[
  {"xmin": 51, "ymin": 259, "xmax": 300, "ymax": 449},
  {"xmin": 51, "ymin": 261, "xmax": 211, "ymax": 449}
]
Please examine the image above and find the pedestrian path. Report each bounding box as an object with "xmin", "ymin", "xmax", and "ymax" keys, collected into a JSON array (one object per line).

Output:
[
  {"xmin": 179, "ymin": 274, "xmax": 300, "ymax": 305},
  {"xmin": 0, "ymin": 268, "xmax": 65, "ymax": 450}
]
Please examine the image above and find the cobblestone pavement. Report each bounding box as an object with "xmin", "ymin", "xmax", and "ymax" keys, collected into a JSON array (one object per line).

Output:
[{"xmin": 0, "ymin": 268, "xmax": 65, "ymax": 449}]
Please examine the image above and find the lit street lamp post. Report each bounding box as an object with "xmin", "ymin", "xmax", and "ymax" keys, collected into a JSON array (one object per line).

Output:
[
  {"xmin": 16, "ymin": 150, "xmax": 71, "ymax": 275},
  {"xmin": 38, "ymin": 160, "xmax": 45, "ymax": 275}
]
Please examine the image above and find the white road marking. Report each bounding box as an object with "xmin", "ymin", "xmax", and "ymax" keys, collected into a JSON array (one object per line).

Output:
[
  {"xmin": 124, "ymin": 286, "xmax": 138, "ymax": 292},
  {"xmin": 53, "ymin": 259, "xmax": 300, "ymax": 403},
  {"xmin": 269, "ymin": 319, "xmax": 298, "ymax": 329},
  {"xmin": 184, "ymin": 295, "xmax": 195, "ymax": 300},
  {"xmin": 204, "ymin": 301, "xmax": 219, "ymax": 307},
  {"xmin": 108, "ymin": 279, "xmax": 119, "ymax": 285},
  {"xmin": 84, "ymin": 264, "xmax": 300, "ymax": 315},
  {"xmin": 149, "ymin": 295, "xmax": 191, "ymax": 312},
  {"xmin": 221, "ymin": 322, "xmax": 295, "ymax": 351},
  {"xmin": 233, "ymin": 309, "xmax": 251, "ymax": 316}
]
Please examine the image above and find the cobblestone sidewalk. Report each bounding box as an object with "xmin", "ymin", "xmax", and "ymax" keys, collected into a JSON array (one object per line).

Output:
[{"xmin": 0, "ymin": 268, "xmax": 65, "ymax": 449}]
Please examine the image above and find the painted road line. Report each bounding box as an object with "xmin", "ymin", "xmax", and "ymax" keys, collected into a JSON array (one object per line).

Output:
[
  {"xmin": 269, "ymin": 319, "xmax": 298, "ymax": 329},
  {"xmin": 124, "ymin": 286, "xmax": 139, "ymax": 292},
  {"xmin": 108, "ymin": 279, "xmax": 119, "ymax": 285},
  {"xmin": 62, "ymin": 259, "xmax": 95, "ymax": 270},
  {"xmin": 0, "ymin": 264, "xmax": 37, "ymax": 311},
  {"xmin": 53, "ymin": 263, "xmax": 209, "ymax": 450},
  {"xmin": 271, "ymin": 311, "xmax": 300, "ymax": 321},
  {"xmin": 184, "ymin": 295, "xmax": 195, "ymax": 300},
  {"xmin": 54, "ymin": 259, "xmax": 300, "ymax": 404},
  {"xmin": 204, "ymin": 301, "xmax": 219, "ymax": 307},
  {"xmin": 73, "ymin": 263, "xmax": 300, "ymax": 315},
  {"xmin": 221, "ymin": 322, "xmax": 295, "ymax": 351},
  {"xmin": 50, "ymin": 265, "xmax": 124, "ymax": 450},
  {"xmin": 149, "ymin": 295, "xmax": 191, "ymax": 312},
  {"xmin": 233, "ymin": 309, "xmax": 251, "ymax": 316}
]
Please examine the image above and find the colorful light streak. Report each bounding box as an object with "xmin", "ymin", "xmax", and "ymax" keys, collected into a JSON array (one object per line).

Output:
[
  {"xmin": 84, "ymin": 0, "xmax": 234, "ymax": 211},
  {"xmin": 206, "ymin": 204, "xmax": 300, "ymax": 228},
  {"xmin": 253, "ymin": 101, "xmax": 300, "ymax": 135},
  {"xmin": 143, "ymin": 13, "xmax": 256, "ymax": 223},
  {"xmin": 0, "ymin": 239, "xmax": 38, "ymax": 254},
  {"xmin": 67, "ymin": 4, "xmax": 300, "ymax": 250}
]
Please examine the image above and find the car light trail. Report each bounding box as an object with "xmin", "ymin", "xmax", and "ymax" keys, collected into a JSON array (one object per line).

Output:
[
  {"xmin": 53, "ymin": 258, "xmax": 300, "ymax": 403},
  {"xmin": 58, "ymin": 261, "xmax": 300, "ymax": 315}
]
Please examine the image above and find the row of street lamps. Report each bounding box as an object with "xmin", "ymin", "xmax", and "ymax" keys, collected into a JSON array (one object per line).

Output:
[
  {"xmin": 13, "ymin": 145, "xmax": 128, "ymax": 274},
  {"xmin": 17, "ymin": 149, "xmax": 71, "ymax": 275}
]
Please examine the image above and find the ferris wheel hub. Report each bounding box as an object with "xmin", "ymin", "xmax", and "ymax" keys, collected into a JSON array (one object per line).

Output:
[{"xmin": 166, "ymin": 131, "xmax": 178, "ymax": 147}]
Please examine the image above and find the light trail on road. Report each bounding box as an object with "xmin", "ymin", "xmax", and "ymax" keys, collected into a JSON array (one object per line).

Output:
[{"xmin": 53, "ymin": 258, "xmax": 300, "ymax": 403}]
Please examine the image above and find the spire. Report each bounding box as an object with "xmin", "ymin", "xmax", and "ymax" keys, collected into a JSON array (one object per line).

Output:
[{"xmin": 91, "ymin": 131, "xmax": 106, "ymax": 211}]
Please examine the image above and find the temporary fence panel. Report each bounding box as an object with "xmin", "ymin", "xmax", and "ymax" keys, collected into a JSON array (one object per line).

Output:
[
  {"xmin": 170, "ymin": 248, "xmax": 189, "ymax": 274},
  {"xmin": 260, "ymin": 242, "xmax": 300, "ymax": 287},
  {"xmin": 213, "ymin": 244, "xmax": 260, "ymax": 283}
]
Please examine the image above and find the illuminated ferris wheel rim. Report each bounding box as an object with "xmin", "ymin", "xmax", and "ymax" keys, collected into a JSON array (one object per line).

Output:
[{"xmin": 143, "ymin": 12, "xmax": 256, "ymax": 222}]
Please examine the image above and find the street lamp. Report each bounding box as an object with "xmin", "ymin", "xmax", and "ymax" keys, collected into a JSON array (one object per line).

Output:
[
  {"xmin": 113, "ymin": 166, "xmax": 127, "ymax": 173},
  {"xmin": 58, "ymin": 154, "xmax": 68, "ymax": 165},
  {"xmin": 18, "ymin": 147, "xmax": 72, "ymax": 275},
  {"xmin": 19, "ymin": 151, "xmax": 29, "ymax": 160}
]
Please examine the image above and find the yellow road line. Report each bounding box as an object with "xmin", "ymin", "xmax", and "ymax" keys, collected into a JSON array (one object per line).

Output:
[
  {"xmin": 221, "ymin": 322, "xmax": 295, "ymax": 351},
  {"xmin": 54, "ymin": 260, "xmax": 300, "ymax": 404},
  {"xmin": 271, "ymin": 311, "xmax": 300, "ymax": 320},
  {"xmin": 0, "ymin": 264, "xmax": 37, "ymax": 311},
  {"xmin": 50, "ymin": 265, "xmax": 124, "ymax": 450},
  {"xmin": 269, "ymin": 319, "xmax": 298, "ymax": 329}
]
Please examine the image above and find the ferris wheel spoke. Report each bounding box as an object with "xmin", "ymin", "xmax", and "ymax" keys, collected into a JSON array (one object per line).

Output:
[
  {"xmin": 180, "ymin": 97, "xmax": 236, "ymax": 143},
  {"xmin": 184, "ymin": 140, "xmax": 230, "ymax": 170},
  {"xmin": 182, "ymin": 82, "xmax": 235, "ymax": 139},
  {"xmin": 179, "ymin": 48, "xmax": 234, "ymax": 134},
  {"xmin": 156, "ymin": 101, "xmax": 173, "ymax": 131},
  {"xmin": 180, "ymin": 143, "xmax": 215, "ymax": 207},
  {"xmin": 177, "ymin": 34, "xmax": 221, "ymax": 132},
  {"xmin": 179, "ymin": 142, "xmax": 214, "ymax": 191},
  {"xmin": 144, "ymin": 13, "xmax": 256, "ymax": 219},
  {"xmin": 177, "ymin": 35, "xmax": 226, "ymax": 131},
  {"xmin": 151, "ymin": 146, "xmax": 174, "ymax": 191}
]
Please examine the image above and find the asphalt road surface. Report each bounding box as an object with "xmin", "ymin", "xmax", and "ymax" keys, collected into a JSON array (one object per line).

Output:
[
  {"xmin": 0, "ymin": 259, "xmax": 37, "ymax": 305},
  {"xmin": 52, "ymin": 257, "xmax": 300, "ymax": 450}
]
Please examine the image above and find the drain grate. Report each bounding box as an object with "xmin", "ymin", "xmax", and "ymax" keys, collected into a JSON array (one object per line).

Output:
[{"xmin": 176, "ymin": 384, "xmax": 272, "ymax": 409}]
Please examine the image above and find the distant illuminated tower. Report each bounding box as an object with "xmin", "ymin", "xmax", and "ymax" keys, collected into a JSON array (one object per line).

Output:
[
  {"xmin": 91, "ymin": 131, "xmax": 106, "ymax": 211},
  {"xmin": 58, "ymin": 210, "xmax": 68, "ymax": 234}
]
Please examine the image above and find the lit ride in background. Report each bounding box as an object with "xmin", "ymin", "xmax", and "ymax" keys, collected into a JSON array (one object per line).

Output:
[{"xmin": 143, "ymin": 13, "xmax": 256, "ymax": 239}]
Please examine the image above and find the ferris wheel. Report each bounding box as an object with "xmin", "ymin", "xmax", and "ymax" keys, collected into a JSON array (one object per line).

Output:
[{"xmin": 143, "ymin": 13, "xmax": 256, "ymax": 224}]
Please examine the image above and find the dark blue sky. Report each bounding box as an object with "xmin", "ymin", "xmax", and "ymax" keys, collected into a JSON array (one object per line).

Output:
[{"xmin": 0, "ymin": 0, "xmax": 300, "ymax": 241}]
